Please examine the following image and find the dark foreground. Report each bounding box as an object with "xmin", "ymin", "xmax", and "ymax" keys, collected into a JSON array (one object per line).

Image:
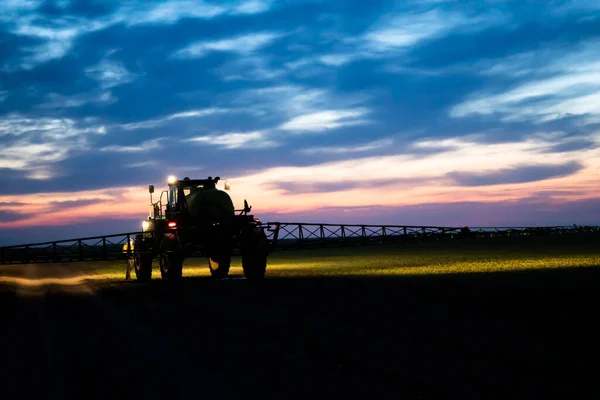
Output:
[{"xmin": 0, "ymin": 264, "xmax": 599, "ymax": 399}]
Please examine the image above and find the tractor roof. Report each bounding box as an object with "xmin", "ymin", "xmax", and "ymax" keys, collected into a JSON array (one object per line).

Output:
[{"xmin": 172, "ymin": 176, "xmax": 220, "ymax": 188}]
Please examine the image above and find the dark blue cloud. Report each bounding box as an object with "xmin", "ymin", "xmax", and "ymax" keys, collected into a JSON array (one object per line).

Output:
[
  {"xmin": 0, "ymin": 210, "xmax": 30, "ymax": 223},
  {"xmin": 446, "ymin": 162, "xmax": 584, "ymax": 187},
  {"xmin": 0, "ymin": 217, "xmax": 143, "ymax": 246},
  {"xmin": 547, "ymin": 138, "xmax": 598, "ymax": 153},
  {"xmin": 261, "ymin": 196, "xmax": 600, "ymax": 228}
]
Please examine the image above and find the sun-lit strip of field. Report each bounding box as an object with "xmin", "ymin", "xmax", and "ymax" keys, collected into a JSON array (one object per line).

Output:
[
  {"xmin": 0, "ymin": 273, "xmax": 121, "ymax": 286},
  {"xmin": 1, "ymin": 236, "xmax": 599, "ymax": 287},
  {"xmin": 259, "ymin": 256, "xmax": 600, "ymax": 277}
]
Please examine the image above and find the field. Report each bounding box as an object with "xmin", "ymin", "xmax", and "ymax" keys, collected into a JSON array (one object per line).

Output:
[{"xmin": 0, "ymin": 234, "xmax": 599, "ymax": 398}]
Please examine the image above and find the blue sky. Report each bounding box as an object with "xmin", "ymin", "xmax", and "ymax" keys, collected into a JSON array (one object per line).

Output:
[{"xmin": 1, "ymin": 0, "xmax": 600, "ymax": 244}]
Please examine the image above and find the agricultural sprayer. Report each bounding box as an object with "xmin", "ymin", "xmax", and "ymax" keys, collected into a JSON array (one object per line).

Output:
[{"xmin": 126, "ymin": 175, "xmax": 273, "ymax": 282}]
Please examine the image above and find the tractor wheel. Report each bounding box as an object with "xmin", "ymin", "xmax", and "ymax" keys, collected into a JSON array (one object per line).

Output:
[
  {"xmin": 208, "ymin": 254, "xmax": 231, "ymax": 279},
  {"xmin": 242, "ymin": 230, "xmax": 268, "ymax": 280},
  {"xmin": 160, "ymin": 252, "xmax": 183, "ymax": 281},
  {"xmin": 131, "ymin": 234, "xmax": 153, "ymax": 281},
  {"xmin": 160, "ymin": 236, "xmax": 184, "ymax": 282},
  {"xmin": 134, "ymin": 252, "xmax": 153, "ymax": 281}
]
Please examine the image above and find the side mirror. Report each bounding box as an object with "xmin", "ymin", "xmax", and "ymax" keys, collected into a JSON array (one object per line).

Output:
[
  {"xmin": 149, "ymin": 185, "xmax": 154, "ymax": 194},
  {"xmin": 224, "ymin": 181, "xmax": 230, "ymax": 190}
]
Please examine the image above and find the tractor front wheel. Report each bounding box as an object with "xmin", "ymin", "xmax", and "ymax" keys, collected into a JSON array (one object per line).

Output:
[
  {"xmin": 160, "ymin": 235, "xmax": 184, "ymax": 282},
  {"xmin": 133, "ymin": 234, "xmax": 153, "ymax": 281},
  {"xmin": 134, "ymin": 253, "xmax": 153, "ymax": 281},
  {"xmin": 160, "ymin": 252, "xmax": 183, "ymax": 281}
]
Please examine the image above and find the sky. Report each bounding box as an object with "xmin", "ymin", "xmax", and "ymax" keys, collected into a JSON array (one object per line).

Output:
[{"xmin": 1, "ymin": 0, "xmax": 600, "ymax": 245}]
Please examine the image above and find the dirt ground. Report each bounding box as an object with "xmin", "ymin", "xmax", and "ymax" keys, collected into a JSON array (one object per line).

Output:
[{"xmin": 0, "ymin": 260, "xmax": 599, "ymax": 399}]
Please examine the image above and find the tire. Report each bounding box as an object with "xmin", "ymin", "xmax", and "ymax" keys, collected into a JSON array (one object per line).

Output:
[
  {"xmin": 132, "ymin": 234, "xmax": 153, "ymax": 281},
  {"xmin": 160, "ymin": 253, "xmax": 183, "ymax": 281},
  {"xmin": 242, "ymin": 229, "xmax": 268, "ymax": 280},
  {"xmin": 160, "ymin": 235, "xmax": 184, "ymax": 282},
  {"xmin": 242, "ymin": 250, "xmax": 267, "ymax": 280},
  {"xmin": 134, "ymin": 253, "xmax": 153, "ymax": 281},
  {"xmin": 208, "ymin": 253, "xmax": 231, "ymax": 279}
]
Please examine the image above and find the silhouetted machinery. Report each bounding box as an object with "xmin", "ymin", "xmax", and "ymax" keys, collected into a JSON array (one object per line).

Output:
[{"xmin": 127, "ymin": 175, "xmax": 270, "ymax": 281}]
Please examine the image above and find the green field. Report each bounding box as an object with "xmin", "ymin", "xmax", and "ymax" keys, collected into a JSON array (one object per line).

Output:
[{"xmin": 18, "ymin": 232, "xmax": 595, "ymax": 282}]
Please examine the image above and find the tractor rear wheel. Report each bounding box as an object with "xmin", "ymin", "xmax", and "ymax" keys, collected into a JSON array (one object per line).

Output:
[
  {"xmin": 208, "ymin": 254, "xmax": 231, "ymax": 278},
  {"xmin": 242, "ymin": 230, "xmax": 268, "ymax": 280},
  {"xmin": 242, "ymin": 249, "xmax": 267, "ymax": 280}
]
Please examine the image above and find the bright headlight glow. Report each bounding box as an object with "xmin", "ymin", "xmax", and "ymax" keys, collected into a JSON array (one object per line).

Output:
[
  {"xmin": 142, "ymin": 220, "xmax": 150, "ymax": 231},
  {"xmin": 167, "ymin": 175, "xmax": 177, "ymax": 184}
]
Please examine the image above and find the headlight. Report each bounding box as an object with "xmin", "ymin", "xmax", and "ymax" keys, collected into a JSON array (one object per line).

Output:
[{"xmin": 142, "ymin": 220, "xmax": 150, "ymax": 231}]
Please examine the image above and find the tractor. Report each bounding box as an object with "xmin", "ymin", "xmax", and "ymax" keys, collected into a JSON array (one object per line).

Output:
[{"xmin": 126, "ymin": 175, "xmax": 271, "ymax": 281}]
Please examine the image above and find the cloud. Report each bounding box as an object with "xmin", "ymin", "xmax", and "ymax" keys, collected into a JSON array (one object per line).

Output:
[
  {"xmin": 39, "ymin": 91, "xmax": 116, "ymax": 109},
  {"xmin": 187, "ymin": 131, "xmax": 278, "ymax": 149},
  {"xmin": 120, "ymin": 108, "xmax": 230, "ymax": 130},
  {"xmin": 221, "ymin": 132, "xmax": 600, "ymax": 214},
  {"xmin": 446, "ymin": 161, "xmax": 584, "ymax": 186},
  {"xmin": 273, "ymin": 178, "xmax": 408, "ymax": 194},
  {"xmin": 259, "ymin": 196, "xmax": 600, "ymax": 228},
  {"xmin": 279, "ymin": 109, "xmax": 370, "ymax": 132},
  {"xmin": 8, "ymin": 13, "xmax": 115, "ymax": 69},
  {"xmin": 282, "ymin": 54, "xmax": 356, "ymax": 76},
  {"xmin": 363, "ymin": 8, "xmax": 505, "ymax": 53},
  {"xmin": 364, "ymin": 10, "xmax": 463, "ymax": 52},
  {"xmin": 218, "ymin": 56, "xmax": 286, "ymax": 81},
  {"xmin": 319, "ymin": 54, "xmax": 354, "ymax": 66},
  {"xmin": 0, "ymin": 114, "xmax": 105, "ymax": 139},
  {"xmin": 2, "ymin": 0, "xmax": 599, "ymax": 234},
  {"xmin": 451, "ymin": 40, "xmax": 600, "ymax": 124},
  {"xmin": 85, "ymin": 59, "xmax": 138, "ymax": 89},
  {"xmin": 0, "ymin": 91, "xmax": 7, "ymax": 102},
  {"xmin": 47, "ymin": 198, "xmax": 105, "ymax": 210},
  {"xmin": 172, "ymin": 32, "xmax": 282, "ymax": 59},
  {"xmin": 298, "ymin": 138, "xmax": 394, "ymax": 154},
  {"xmin": 117, "ymin": 0, "xmax": 275, "ymax": 26},
  {"xmin": 1, "ymin": 0, "xmax": 41, "ymax": 13},
  {"xmin": 4, "ymin": 0, "xmax": 276, "ymax": 70},
  {"xmin": 125, "ymin": 161, "xmax": 156, "ymax": 168},
  {"xmin": 0, "ymin": 114, "xmax": 104, "ymax": 177},
  {"xmin": 233, "ymin": 85, "xmax": 332, "ymax": 118},
  {"xmin": 0, "ymin": 186, "xmax": 148, "ymax": 228},
  {"xmin": 232, "ymin": 0, "xmax": 274, "ymax": 15},
  {"xmin": 230, "ymin": 85, "xmax": 371, "ymax": 133},
  {"xmin": 99, "ymin": 138, "xmax": 165, "ymax": 153},
  {"xmin": 121, "ymin": 1, "xmax": 227, "ymax": 25},
  {"xmin": 0, "ymin": 209, "xmax": 31, "ymax": 223},
  {"xmin": 279, "ymin": 7, "xmax": 509, "ymax": 74},
  {"xmin": 0, "ymin": 139, "xmax": 74, "ymax": 172}
]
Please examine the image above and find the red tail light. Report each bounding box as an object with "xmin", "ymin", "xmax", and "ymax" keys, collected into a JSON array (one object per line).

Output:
[
  {"xmin": 253, "ymin": 217, "xmax": 260, "ymax": 223},
  {"xmin": 168, "ymin": 221, "xmax": 177, "ymax": 228}
]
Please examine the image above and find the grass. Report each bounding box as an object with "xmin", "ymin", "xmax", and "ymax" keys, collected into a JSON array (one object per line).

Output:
[
  {"xmin": 2, "ymin": 233, "xmax": 600, "ymax": 397},
  {"xmin": 1, "ymin": 233, "xmax": 597, "ymax": 285},
  {"xmin": 63, "ymin": 233, "xmax": 600, "ymax": 282}
]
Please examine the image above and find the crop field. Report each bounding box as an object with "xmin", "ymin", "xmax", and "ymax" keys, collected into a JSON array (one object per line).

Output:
[{"xmin": 0, "ymin": 233, "xmax": 599, "ymax": 398}]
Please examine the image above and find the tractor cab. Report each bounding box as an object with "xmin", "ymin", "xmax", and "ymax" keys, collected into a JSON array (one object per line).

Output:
[
  {"xmin": 145, "ymin": 175, "xmax": 235, "ymax": 229},
  {"xmin": 165, "ymin": 176, "xmax": 221, "ymax": 216}
]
